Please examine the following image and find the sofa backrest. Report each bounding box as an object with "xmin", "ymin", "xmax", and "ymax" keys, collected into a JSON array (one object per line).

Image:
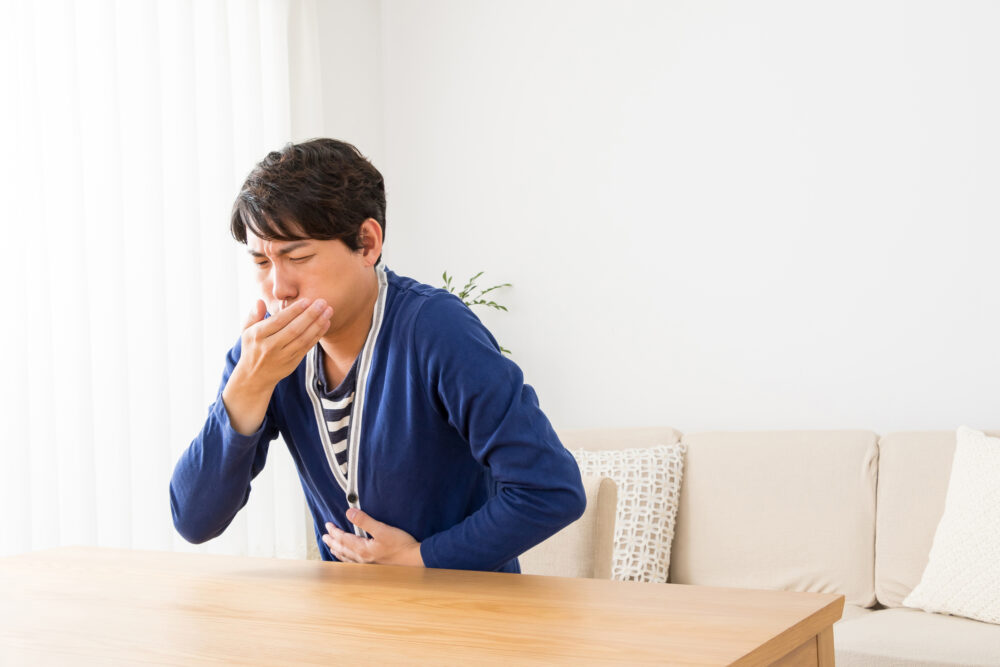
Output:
[
  {"xmin": 875, "ymin": 429, "xmax": 1000, "ymax": 608},
  {"xmin": 558, "ymin": 426, "xmax": 682, "ymax": 451},
  {"xmin": 669, "ymin": 431, "xmax": 879, "ymax": 608},
  {"xmin": 557, "ymin": 426, "xmax": 1000, "ymax": 608}
]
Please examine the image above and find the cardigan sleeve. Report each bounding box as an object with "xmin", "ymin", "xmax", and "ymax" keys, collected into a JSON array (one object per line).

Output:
[
  {"xmin": 169, "ymin": 338, "xmax": 280, "ymax": 544},
  {"xmin": 413, "ymin": 293, "xmax": 586, "ymax": 571}
]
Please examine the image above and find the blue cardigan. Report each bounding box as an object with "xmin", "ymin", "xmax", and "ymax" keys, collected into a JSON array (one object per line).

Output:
[{"xmin": 170, "ymin": 265, "xmax": 585, "ymax": 572}]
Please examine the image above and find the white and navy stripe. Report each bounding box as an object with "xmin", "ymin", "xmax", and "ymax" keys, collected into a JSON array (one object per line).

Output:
[{"xmin": 316, "ymin": 360, "xmax": 357, "ymax": 477}]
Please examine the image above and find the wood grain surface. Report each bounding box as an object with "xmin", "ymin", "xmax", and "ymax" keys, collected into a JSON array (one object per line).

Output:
[{"xmin": 0, "ymin": 546, "xmax": 843, "ymax": 665}]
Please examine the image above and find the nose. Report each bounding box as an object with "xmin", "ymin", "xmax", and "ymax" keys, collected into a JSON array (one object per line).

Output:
[{"xmin": 269, "ymin": 262, "xmax": 297, "ymax": 305}]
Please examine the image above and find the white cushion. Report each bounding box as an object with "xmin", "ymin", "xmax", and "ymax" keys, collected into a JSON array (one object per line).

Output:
[
  {"xmin": 903, "ymin": 426, "xmax": 1000, "ymax": 625},
  {"xmin": 519, "ymin": 475, "xmax": 617, "ymax": 579},
  {"xmin": 569, "ymin": 444, "xmax": 685, "ymax": 582}
]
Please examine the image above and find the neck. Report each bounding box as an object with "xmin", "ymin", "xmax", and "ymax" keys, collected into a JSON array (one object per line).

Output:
[{"xmin": 318, "ymin": 268, "xmax": 379, "ymax": 367}]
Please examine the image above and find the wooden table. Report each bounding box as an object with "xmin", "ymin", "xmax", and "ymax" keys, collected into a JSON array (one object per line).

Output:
[{"xmin": 0, "ymin": 546, "xmax": 843, "ymax": 665}]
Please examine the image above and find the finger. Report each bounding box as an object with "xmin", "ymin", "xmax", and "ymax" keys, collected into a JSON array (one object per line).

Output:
[
  {"xmin": 322, "ymin": 533, "xmax": 353, "ymax": 562},
  {"xmin": 324, "ymin": 521, "xmax": 347, "ymax": 538},
  {"xmin": 277, "ymin": 301, "xmax": 333, "ymax": 352},
  {"xmin": 253, "ymin": 297, "xmax": 312, "ymax": 337},
  {"xmin": 324, "ymin": 523, "xmax": 369, "ymax": 563},
  {"xmin": 346, "ymin": 508, "xmax": 385, "ymax": 537},
  {"xmin": 322, "ymin": 524, "xmax": 351, "ymax": 561},
  {"xmin": 241, "ymin": 300, "xmax": 267, "ymax": 331},
  {"xmin": 262, "ymin": 298, "xmax": 327, "ymax": 349}
]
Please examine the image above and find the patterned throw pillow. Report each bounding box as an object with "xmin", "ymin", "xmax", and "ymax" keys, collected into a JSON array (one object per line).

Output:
[
  {"xmin": 570, "ymin": 444, "xmax": 686, "ymax": 583},
  {"xmin": 903, "ymin": 426, "xmax": 1000, "ymax": 625}
]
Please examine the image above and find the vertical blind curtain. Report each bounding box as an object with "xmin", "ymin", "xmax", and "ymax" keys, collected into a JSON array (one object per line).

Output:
[{"xmin": 0, "ymin": 0, "xmax": 322, "ymax": 559}]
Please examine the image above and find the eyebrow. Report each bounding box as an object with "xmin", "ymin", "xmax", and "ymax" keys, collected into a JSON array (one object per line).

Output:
[{"xmin": 247, "ymin": 240, "xmax": 311, "ymax": 259}]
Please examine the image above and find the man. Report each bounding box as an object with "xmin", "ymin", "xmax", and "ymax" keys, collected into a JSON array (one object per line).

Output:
[{"xmin": 170, "ymin": 138, "xmax": 585, "ymax": 572}]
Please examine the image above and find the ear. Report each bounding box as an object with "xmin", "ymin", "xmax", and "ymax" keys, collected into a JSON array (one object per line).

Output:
[{"xmin": 358, "ymin": 218, "xmax": 384, "ymax": 266}]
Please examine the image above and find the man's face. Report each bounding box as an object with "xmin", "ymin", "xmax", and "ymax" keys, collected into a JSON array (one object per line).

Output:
[{"xmin": 246, "ymin": 230, "xmax": 375, "ymax": 334}]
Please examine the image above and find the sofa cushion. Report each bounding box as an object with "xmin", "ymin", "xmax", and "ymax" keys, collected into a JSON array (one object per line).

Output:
[
  {"xmin": 669, "ymin": 431, "xmax": 878, "ymax": 607},
  {"xmin": 875, "ymin": 429, "xmax": 1000, "ymax": 608},
  {"xmin": 569, "ymin": 444, "xmax": 685, "ymax": 582},
  {"xmin": 902, "ymin": 427, "xmax": 1000, "ymax": 624},
  {"xmin": 519, "ymin": 475, "xmax": 617, "ymax": 579},
  {"xmin": 834, "ymin": 607, "xmax": 1000, "ymax": 667},
  {"xmin": 557, "ymin": 427, "xmax": 683, "ymax": 583},
  {"xmin": 839, "ymin": 604, "xmax": 876, "ymax": 624}
]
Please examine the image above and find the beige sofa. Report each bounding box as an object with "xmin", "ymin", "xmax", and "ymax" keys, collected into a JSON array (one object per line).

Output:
[{"xmin": 557, "ymin": 427, "xmax": 1000, "ymax": 667}]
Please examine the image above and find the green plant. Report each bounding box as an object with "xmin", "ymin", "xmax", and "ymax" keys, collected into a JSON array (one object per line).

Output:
[{"xmin": 442, "ymin": 271, "xmax": 512, "ymax": 354}]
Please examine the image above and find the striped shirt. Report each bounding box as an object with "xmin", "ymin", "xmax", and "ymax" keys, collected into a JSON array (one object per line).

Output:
[{"xmin": 313, "ymin": 347, "xmax": 359, "ymax": 478}]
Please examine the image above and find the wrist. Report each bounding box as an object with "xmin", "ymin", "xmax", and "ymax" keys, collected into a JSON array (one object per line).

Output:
[
  {"xmin": 227, "ymin": 361, "xmax": 276, "ymax": 396},
  {"xmin": 404, "ymin": 542, "xmax": 425, "ymax": 568},
  {"xmin": 221, "ymin": 365, "xmax": 275, "ymax": 436}
]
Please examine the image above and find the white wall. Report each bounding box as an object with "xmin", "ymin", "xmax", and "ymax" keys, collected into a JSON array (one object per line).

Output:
[
  {"xmin": 314, "ymin": 0, "xmax": 384, "ymax": 164},
  {"xmin": 324, "ymin": 1, "xmax": 1000, "ymax": 432}
]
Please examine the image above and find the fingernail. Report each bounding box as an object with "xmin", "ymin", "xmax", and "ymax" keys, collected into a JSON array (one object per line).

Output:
[
  {"xmin": 312, "ymin": 299, "xmax": 327, "ymax": 311},
  {"xmin": 346, "ymin": 508, "xmax": 356, "ymax": 521},
  {"xmin": 323, "ymin": 307, "xmax": 333, "ymax": 318},
  {"xmin": 325, "ymin": 522, "xmax": 334, "ymax": 532}
]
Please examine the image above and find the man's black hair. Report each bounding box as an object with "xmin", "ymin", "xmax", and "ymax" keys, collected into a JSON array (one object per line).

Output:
[{"xmin": 231, "ymin": 138, "xmax": 386, "ymax": 256}]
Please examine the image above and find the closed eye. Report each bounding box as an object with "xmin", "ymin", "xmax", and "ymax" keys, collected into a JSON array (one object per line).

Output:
[{"xmin": 252, "ymin": 253, "xmax": 313, "ymax": 267}]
